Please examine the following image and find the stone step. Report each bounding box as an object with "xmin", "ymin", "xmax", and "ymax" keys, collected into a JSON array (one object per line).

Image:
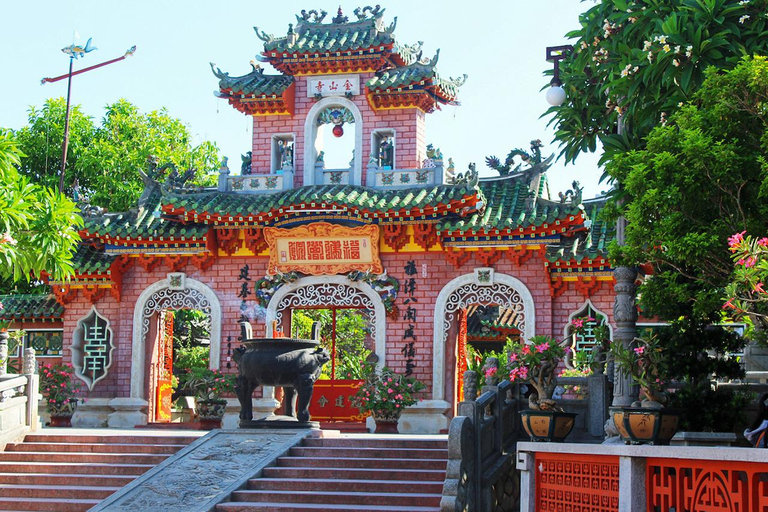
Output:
[
  {"xmin": 6, "ymin": 442, "xmax": 186, "ymax": 454},
  {"xmin": 289, "ymin": 446, "xmax": 448, "ymax": 459},
  {"xmin": 0, "ymin": 497, "xmax": 100, "ymax": 512},
  {"xmin": 0, "ymin": 461, "xmax": 153, "ymax": 476},
  {"xmin": 276, "ymin": 456, "xmax": 446, "ymax": 470},
  {"xmin": 248, "ymin": 477, "xmax": 443, "ymax": 494},
  {"xmin": 0, "ymin": 484, "xmax": 120, "ymax": 500},
  {"xmin": 230, "ymin": 490, "xmax": 441, "ymax": 507},
  {"xmin": 22, "ymin": 434, "xmax": 201, "ymax": 445},
  {"xmin": 302, "ymin": 437, "xmax": 446, "ymax": 449},
  {"xmin": 262, "ymin": 466, "xmax": 446, "ymax": 481},
  {"xmin": 0, "ymin": 451, "xmax": 169, "ymax": 465},
  {"xmin": 216, "ymin": 503, "xmax": 440, "ymax": 512},
  {"xmin": 0, "ymin": 473, "xmax": 135, "ymax": 486}
]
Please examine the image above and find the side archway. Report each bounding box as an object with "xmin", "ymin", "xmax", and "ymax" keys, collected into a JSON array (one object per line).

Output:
[
  {"xmin": 130, "ymin": 273, "xmax": 222, "ymax": 398},
  {"xmin": 303, "ymin": 96, "xmax": 364, "ymax": 186},
  {"xmin": 432, "ymin": 272, "xmax": 536, "ymax": 401}
]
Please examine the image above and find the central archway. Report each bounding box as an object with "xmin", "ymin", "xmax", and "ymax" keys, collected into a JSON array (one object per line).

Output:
[{"xmin": 265, "ymin": 275, "xmax": 386, "ymax": 366}]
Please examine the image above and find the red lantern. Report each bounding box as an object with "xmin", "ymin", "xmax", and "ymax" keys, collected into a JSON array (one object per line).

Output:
[{"xmin": 332, "ymin": 124, "xmax": 344, "ymax": 138}]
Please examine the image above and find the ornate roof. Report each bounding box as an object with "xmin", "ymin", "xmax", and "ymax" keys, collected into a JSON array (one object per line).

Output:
[
  {"xmin": 254, "ymin": 7, "xmax": 410, "ymax": 74},
  {"xmin": 211, "ymin": 63, "xmax": 295, "ymax": 116},
  {"xmin": 544, "ymin": 198, "xmax": 613, "ymax": 265},
  {"xmin": 366, "ymin": 51, "xmax": 466, "ymax": 112},
  {"xmin": 161, "ymin": 183, "xmax": 483, "ymax": 227},
  {"xmin": 214, "ymin": 7, "xmax": 465, "ymax": 112},
  {"xmin": 437, "ymin": 176, "xmax": 584, "ymax": 234},
  {"xmin": 71, "ymin": 244, "xmax": 117, "ymax": 275},
  {"xmin": 0, "ymin": 295, "xmax": 63, "ymax": 322}
]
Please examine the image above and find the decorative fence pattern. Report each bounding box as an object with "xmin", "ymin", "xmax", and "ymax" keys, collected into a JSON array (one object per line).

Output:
[
  {"xmin": 648, "ymin": 457, "xmax": 768, "ymax": 511},
  {"xmin": 536, "ymin": 453, "xmax": 619, "ymax": 512}
]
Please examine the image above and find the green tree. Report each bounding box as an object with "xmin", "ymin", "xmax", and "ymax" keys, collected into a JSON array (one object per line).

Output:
[
  {"xmin": 0, "ymin": 132, "xmax": 82, "ymax": 283},
  {"xmin": 549, "ymin": 0, "xmax": 768, "ymax": 166},
  {"xmin": 609, "ymin": 57, "xmax": 768, "ymax": 318},
  {"xmin": 13, "ymin": 98, "xmax": 219, "ymax": 212}
]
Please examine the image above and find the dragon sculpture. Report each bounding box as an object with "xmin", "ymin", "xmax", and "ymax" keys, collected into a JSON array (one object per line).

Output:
[{"xmin": 485, "ymin": 139, "xmax": 544, "ymax": 176}]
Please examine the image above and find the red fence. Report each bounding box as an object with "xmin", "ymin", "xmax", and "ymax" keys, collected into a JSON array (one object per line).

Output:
[{"xmin": 536, "ymin": 453, "xmax": 620, "ymax": 512}]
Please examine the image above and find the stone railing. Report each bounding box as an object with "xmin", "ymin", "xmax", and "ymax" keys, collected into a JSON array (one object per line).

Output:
[
  {"xmin": 516, "ymin": 441, "xmax": 768, "ymax": 511},
  {"xmin": 441, "ymin": 373, "xmax": 519, "ymax": 512},
  {"xmin": 0, "ymin": 349, "xmax": 39, "ymax": 449},
  {"xmin": 218, "ymin": 166, "xmax": 295, "ymax": 193}
]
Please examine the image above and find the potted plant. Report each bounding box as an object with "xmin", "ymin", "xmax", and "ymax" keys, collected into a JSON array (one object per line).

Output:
[
  {"xmin": 351, "ymin": 360, "xmax": 425, "ymax": 433},
  {"xmin": 508, "ymin": 335, "xmax": 577, "ymax": 442},
  {"xmin": 40, "ymin": 363, "xmax": 82, "ymax": 427},
  {"xmin": 182, "ymin": 368, "xmax": 235, "ymax": 429},
  {"xmin": 610, "ymin": 335, "xmax": 681, "ymax": 444}
]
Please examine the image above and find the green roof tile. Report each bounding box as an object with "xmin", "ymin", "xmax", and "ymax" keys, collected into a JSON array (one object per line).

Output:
[
  {"xmin": 544, "ymin": 198, "xmax": 614, "ymax": 263},
  {"xmin": 163, "ymin": 183, "xmax": 481, "ymax": 224},
  {"xmin": 72, "ymin": 245, "xmax": 116, "ymax": 274},
  {"xmin": 211, "ymin": 63, "xmax": 293, "ymax": 96},
  {"xmin": 0, "ymin": 295, "xmax": 63, "ymax": 321}
]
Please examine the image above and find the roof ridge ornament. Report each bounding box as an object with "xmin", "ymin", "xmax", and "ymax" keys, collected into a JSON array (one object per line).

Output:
[
  {"xmin": 385, "ymin": 16, "xmax": 397, "ymax": 34},
  {"xmin": 297, "ymin": 9, "xmax": 328, "ymax": 24},
  {"xmin": 332, "ymin": 7, "xmax": 348, "ymax": 24},
  {"xmin": 485, "ymin": 139, "xmax": 545, "ymax": 177},
  {"xmin": 253, "ymin": 26, "xmax": 275, "ymax": 43},
  {"xmin": 353, "ymin": 5, "xmax": 384, "ymax": 21},
  {"xmin": 452, "ymin": 163, "xmax": 479, "ymax": 187}
]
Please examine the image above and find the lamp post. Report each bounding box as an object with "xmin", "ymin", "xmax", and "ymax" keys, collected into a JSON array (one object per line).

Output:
[
  {"xmin": 544, "ymin": 46, "xmax": 639, "ymax": 409},
  {"xmin": 42, "ymin": 43, "xmax": 136, "ymax": 194}
]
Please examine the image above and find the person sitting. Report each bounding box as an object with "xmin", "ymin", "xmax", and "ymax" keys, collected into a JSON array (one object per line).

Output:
[{"xmin": 744, "ymin": 392, "xmax": 768, "ymax": 447}]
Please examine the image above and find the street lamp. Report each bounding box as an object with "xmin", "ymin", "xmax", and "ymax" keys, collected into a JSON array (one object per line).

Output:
[{"xmin": 545, "ymin": 45, "xmax": 573, "ymax": 107}]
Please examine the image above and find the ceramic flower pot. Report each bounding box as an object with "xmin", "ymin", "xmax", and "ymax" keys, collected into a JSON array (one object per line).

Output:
[
  {"xmin": 372, "ymin": 409, "xmax": 401, "ymax": 433},
  {"xmin": 196, "ymin": 398, "xmax": 227, "ymax": 430},
  {"xmin": 519, "ymin": 410, "xmax": 577, "ymax": 442},
  {"xmin": 47, "ymin": 400, "xmax": 78, "ymax": 428},
  {"xmin": 611, "ymin": 406, "xmax": 681, "ymax": 445}
]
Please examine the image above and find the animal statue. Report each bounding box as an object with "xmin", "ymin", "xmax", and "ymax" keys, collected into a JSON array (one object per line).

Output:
[
  {"xmin": 61, "ymin": 38, "xmax": 97, "ymax": 59},
  {"xmin": 233, "ymin": 338, "xmax": 330, "ymax": 422}
]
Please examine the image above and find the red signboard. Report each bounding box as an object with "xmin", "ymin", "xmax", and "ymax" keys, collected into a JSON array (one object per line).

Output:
[{"xmin": 309, "ymin": 379, "xmax": 368, "ymax": 422}]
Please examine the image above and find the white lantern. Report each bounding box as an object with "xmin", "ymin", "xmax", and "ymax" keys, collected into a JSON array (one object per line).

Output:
[{"xmin": 546, "ymin": 85, "xmax": 567, "ymax": 106}]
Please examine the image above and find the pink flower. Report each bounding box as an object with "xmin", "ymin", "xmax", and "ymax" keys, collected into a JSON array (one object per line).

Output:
[
  {"xmin": 387, "ymin": 388, "xmax": 393, "ymax": 393},
  {"xmin": 723, "ymin": 299, "xmax": 736, "ymax": 310},
  {"xmin": 509, "ymin": 353, "xmax": 518, "ymax": 363},
  {"xmin": 518, "ymin": 367, "xmax": 528, "ymax": 379},
  {"xmin": 755, "ymin": 283, "xmax": 766, "ymax": 294},
  {"xmin": 0, "ymin": 232, "xmax": 17, "ymax": 246},
  {"xmin": 571, "ymin": 318, "xmax": 584, "ymax": 328},
  {"xmin": 634, "ymin": 346, "xmax": 645, "ymax": 355},
  {"xmin": 535, "ymin": 343, "xmax": 548, "ymax": 353},
  {"xmin": 484, "ymin": 367, "xmax": 498, "ymax": 378},
  {"xmin": 758, "ymin": 238, "xmax": 768, "ymax": 247},
  {"xmin": 728, "ymin": 231, "xmax": 746, "ymax": 250},
  {"xmin": 522, "ymin": 346, "xmax": 531, "ymax": 355}
]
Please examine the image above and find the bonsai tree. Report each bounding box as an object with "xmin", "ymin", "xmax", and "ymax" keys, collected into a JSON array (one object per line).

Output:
[{"xmin": 507, "ymin": 335, "xmax": 566, "ymax": 411}]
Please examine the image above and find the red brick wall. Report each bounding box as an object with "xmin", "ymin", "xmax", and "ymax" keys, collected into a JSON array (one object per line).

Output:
[
  {"xmin": 250, "ymin": 74, "xmax": 426, "ymax": 184},
  {"xmin": 59, "ymin": 250, "xmax": 616, "ymax": 409}
]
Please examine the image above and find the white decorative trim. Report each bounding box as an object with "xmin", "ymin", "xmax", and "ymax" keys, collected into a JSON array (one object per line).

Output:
[
  {"xmin": 562, "ymin": 299, "xmax": 613, "ymax": 340},
  {"xmin": 72, "ymin": 306, "xmax": 115, "ymax": 391},
  {"xmin": 432, "ymin": 273, "xmax": 536, "ymax": 401},
  {"xmin": 130, "ymin": 276, "xmax": 222, "ymax": 399},
  {"xmin": 303, "ymin": 97, "xmax": 363, "ymax": 186}
]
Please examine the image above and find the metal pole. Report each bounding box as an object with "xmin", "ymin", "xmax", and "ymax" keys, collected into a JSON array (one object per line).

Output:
[{"xmin": 59, "ymin": 57, "xmax": 74, "ymax": 193}]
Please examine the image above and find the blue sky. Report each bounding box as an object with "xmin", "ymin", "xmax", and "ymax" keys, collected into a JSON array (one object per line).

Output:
[{"xmin": 0, "ymin": 1, "xmax": 605, "ymax": 198}]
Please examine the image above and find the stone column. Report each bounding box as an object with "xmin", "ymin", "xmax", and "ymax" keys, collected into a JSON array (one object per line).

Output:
[
  {"xmin": 612, "ymin": 266, "xmax": 639, "ymax": 406},
  {"xmin": 0, "ymin": 330, "xmax": 8, "ymax": 377}
]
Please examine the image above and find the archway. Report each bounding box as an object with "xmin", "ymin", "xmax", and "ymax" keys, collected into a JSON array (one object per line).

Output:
[
  {"xmin": 130, "ymin": 273, "xmax": 222, "ymax": 400},
  {"xmin": 303, "ymin": 97, "xmax": 364, "ymax": 186},
  {"xmin": 432, "ymin": 271, "xmax": 536, "ymax": 403}
]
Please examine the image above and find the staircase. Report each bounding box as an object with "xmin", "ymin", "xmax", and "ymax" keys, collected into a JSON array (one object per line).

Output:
[
  {"xmin": 0, "ymin": 429, "xmax": 203, "ymax": 512},
  {"xmin": 216, "ymin": 435, "xmax": 448, "ymax": 512}
]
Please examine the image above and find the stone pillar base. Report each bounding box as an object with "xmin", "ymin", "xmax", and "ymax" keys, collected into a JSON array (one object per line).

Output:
[
  {"xmin": 399, "ymin": 399, "xmax": 450, "ymax": 434},
  {"xmin": 222, "ymin": 397, "xmax": 280, "ymax": 429},
  {"xmin": 107, "ymin": 397, "xmax": 148, "ymax": 428},
  {"xmin": 72, "ymin": 398, "xmax": 112, "ymax": 428}
]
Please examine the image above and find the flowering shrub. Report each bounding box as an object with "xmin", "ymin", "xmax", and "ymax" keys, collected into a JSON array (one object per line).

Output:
[
  {"xmin": 351, "ymin": 361, "xmax": 425, "ymax": 416},
  {"xmin": 40, "ymin": 363, "xmax": 81, "ymax": 412},
  {"xmin": 611, "ymin": 336, "xmax": 667, "ymax": 403},
  {"xmin": 507, "ymin": 335, "xmax": 567, "ymax": 411},
  {"xmin": 558, "ymin": 366, "xmax": 593, "ymax": 398},
  {"xmin": 724, "ymin": 232, "xmax": 768, "ymax": 340},
  {"xmin": 181, "ymin": 368, "xmax": 236, "ymax": 401}
]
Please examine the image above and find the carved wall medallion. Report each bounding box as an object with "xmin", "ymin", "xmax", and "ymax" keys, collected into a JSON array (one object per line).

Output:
[{"xmin": 72, "ymin": 306, "xmax": 115, "ymax": 390}]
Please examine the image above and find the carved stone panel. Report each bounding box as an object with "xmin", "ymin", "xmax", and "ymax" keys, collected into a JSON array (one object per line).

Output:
[{"xmin": 72, "ymin": 306, "xmax": 115, "ymax": 390}]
